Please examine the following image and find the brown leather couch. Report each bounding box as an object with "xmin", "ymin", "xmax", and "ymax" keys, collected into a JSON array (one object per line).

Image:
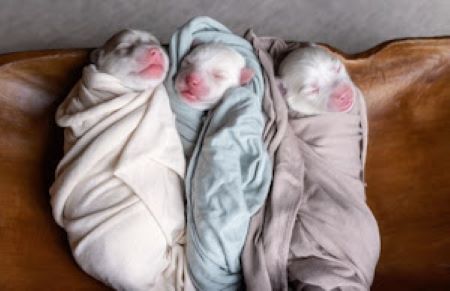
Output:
[{"xmin": 1, "ymin": 39, "xmax": 449, "ymax": 290}]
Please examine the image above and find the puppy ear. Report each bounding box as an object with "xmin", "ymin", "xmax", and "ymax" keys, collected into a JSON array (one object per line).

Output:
[
  {"xmin": 240, "ymin": 67, "xmax": 254, "ymax": 85},
  {"xmin": 90, "ymin": 48, "xmax": 104, "ymax": 65}
]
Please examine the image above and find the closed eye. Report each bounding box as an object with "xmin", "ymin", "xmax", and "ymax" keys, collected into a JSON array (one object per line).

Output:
[
  {"xmin": 181, "ymin": 59, "xmax": 192, "ymax": 67},
  {"xmin": 212, "ymin": 71, "xmax": 226, "ymax": 80},
  {"xmin": 116, "ymin": 42, "xmax": 131, "ymax": 50},
  {"xmin": 115, "ymin": 43, "xmax": 132, "ymax": 55},
  {"xmin": 305, "ymin": 84, "xmax": 320, "ymax": 95}
]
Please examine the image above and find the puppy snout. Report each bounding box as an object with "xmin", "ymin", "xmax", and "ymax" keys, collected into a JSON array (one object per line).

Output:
[
  {"xmin": 185, "ymin": 73, "xmax": 202, "ymax": 88},
  {"xmin": 329, "ymin": 83, "xmax": 354, "ymax": 112},
  {"xmin": 148, "ymin": 48, "xmax": 159, "ymax": 56},
  {"xmin": 145, "ymin": 47, "xmax": 163, "ymax": 64},
  {"xmin": 331, "ymin": 84, "xmax": 352, "ymax": 102}
]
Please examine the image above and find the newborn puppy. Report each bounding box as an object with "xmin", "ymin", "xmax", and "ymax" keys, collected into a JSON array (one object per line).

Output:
[
  {"xmin": 90, "ymin": 29, "xmax": 169, "ymax": 90},
  {"xmin": 278, "ymin": 46, "xmax": 355, "ymax": 114},
  {"xmin": 175, "ymin": 43, "xmax": 254, "ymax": 110},
  {"xmin": 53, "ymin": 29, "xmax": 186, "ymax": 291}
]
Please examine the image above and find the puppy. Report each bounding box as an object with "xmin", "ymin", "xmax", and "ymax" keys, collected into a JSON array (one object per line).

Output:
[
  {"xmin": 54, "ymin": 29, "xmax": 186, "ymax": 291},
  {"xmin": 174, "ymin": 43, "xmax": 254, "ymax": 110},
  {"xmin": 90, "ymin": 29, "xmax": 169, "ymax": 90},
  {"xmin": 278, "ymin": 46, "xmax": 356, "ymax": 114}
]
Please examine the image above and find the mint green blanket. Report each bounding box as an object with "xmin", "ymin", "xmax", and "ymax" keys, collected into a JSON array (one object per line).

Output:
[{"xmin": 165, "ymin": 17, "xmax": 272, "ymax": 290}]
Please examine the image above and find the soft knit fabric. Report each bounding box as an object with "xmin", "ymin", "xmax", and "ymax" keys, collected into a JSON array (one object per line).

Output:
[
  {"xmin": 165, "ymin": 17, "xmax": 272, "ymax": 290},
  {"xmin": 241, "ymin": 31, "xmax": 380, "ymax": 291},
  {"xmin": 50, "ymin": 65, "xmax": 187, "ymax": 291}
]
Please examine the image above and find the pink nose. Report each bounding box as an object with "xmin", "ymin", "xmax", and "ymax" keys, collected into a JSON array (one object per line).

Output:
[
  {"xmin": 330, "ymin": 84, "xmax": 354, "ymax": 111},
  {"xmin": 332, "ymin": 86, "xmax": 351, "ymax": 101},
  {"xmin": 146, "ymin": 48, "xmax": 162, "ymax": 64},
  {"xmin": 186, "ymin": 73, "xmax": 202, "ymax": 88}
]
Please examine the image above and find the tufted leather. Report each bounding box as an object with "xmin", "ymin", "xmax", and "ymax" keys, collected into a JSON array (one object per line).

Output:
[{"xmin": 0, "ymin": 40, "xmax": 449, "ymax": 290}]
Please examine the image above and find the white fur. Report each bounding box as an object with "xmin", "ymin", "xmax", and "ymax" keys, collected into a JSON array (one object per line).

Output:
[
  {"xmin": 175, "ymin": 43, "xmax": 247, "ymax": 110},
  {"xmin": 278, "ymin": 46, "xmax": 355, "ymax": 114},
  {"xmin": 91, "ymin": 29, "xmax": 169, "ymax": 91}
]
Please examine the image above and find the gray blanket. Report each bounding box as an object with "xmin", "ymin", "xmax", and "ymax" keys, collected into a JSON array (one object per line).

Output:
[{"xmin": 241, "ymin": 31, "xmax": 380, "ymax": 291}]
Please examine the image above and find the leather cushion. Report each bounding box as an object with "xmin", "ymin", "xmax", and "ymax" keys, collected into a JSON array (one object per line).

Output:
[{"xmin": 0, "ymin": 40, "xmax": 449, "ymax": 290}]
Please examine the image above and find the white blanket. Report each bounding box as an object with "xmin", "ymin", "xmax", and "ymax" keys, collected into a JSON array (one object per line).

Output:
[{"xmin": 50, "ymin": 65, "xmax": 187, "ymax": 291}]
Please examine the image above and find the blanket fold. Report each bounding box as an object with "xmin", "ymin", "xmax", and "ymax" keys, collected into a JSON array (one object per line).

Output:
[
  {"xmin": 50, "ymin": 65, "xmax": 187, "ymax": 291},
  {"xmin": 241, "ymin": 31, "xmax": 380, "ymax": 291},
  {"xmin": 165, "ymin": 17, "xmax": 272, "ymax": 290}
]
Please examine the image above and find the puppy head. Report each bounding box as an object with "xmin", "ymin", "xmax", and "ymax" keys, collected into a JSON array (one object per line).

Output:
[
  {"xmin": 175, "ymin": 43, "xmax": 254, "ymax": 110},
  {"xmin": 278, "ymin": 46, "xmax": 355, "ymax": 114},
  {"xmin": 90, "ymin": 29, "xmax": 169, "ymax": 90}
]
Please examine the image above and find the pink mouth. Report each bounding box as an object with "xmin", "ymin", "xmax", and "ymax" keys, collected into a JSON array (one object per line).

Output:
[
  {"xmin": 328, "ymin": 98, "xmax": 353, "ymax": 112},
  {"xmin": 181, "ymin": 90, "xmax": 199, "ymax": 102},
  {"xmin": 328, "ymin": 84, "xmax": 354, "ymax": 112},
  {"xmin": 139, "ymin": 64, "xmax": 164, "ymax": 78},
  {"xmin": 335, "ymin": 99, "xmax": 353, "ymax": 112}
]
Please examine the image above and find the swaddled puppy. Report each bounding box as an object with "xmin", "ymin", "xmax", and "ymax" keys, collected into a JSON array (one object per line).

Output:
[
  {"xmin": 175, "ymin": 43, "xmax": 254, "ymax": 110},
  {"xmin": 167, "ymin": 35, "xmax": 271, "ymax": 290},
  {"xmin": 91, "ymin": 29, "xmax": 169, "ymax": 90},
  {"xmin": 52, "ymin": 29, "xmax": 187, "ymax": 291},
  {"xmin": 279, "ymin": 46, "xmax": 356, "ymax": 114}
]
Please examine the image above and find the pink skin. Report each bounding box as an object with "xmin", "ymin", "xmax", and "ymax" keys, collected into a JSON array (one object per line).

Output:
[
  {"xmin": 240, "ymin": 68, "xmax": 254, "ymax": 85},
  {"xmin": 327, "ymin": 83, "xmax": 354, "ymax": 112},
  {"xmin": 180, "ymin": 72, "xmax": 210, "ymax": 102},
  {"xmin": 177, "ymin": 68, "xmax": 253, "ymax": 104},
  {"xmin": 138, "ymin": 47, "xmax": 165, "ymax": 78}
]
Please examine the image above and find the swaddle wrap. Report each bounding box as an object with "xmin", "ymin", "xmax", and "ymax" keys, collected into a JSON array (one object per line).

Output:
[
  {"xmin": 165, "ymin": 17, "xmax": 272, "ymax": 290},
  {"xmin": 241, "ymin": 31, "xmax": 380, "ymax": 291},
  {"xmin": 50, "ymin": 65, "xmax": 187, "ymax": 291}
]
